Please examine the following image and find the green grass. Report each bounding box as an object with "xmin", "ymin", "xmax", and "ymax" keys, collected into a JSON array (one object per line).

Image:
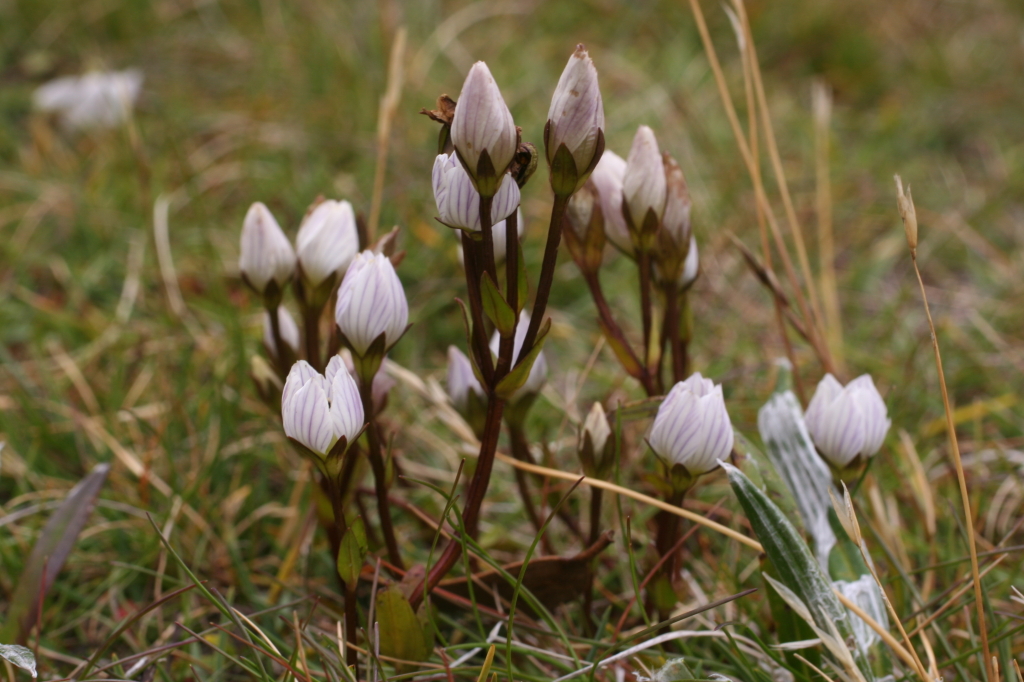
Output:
[{"xmin": 1, "ymin": 0, "xmax": 1023, "ymax": 680}]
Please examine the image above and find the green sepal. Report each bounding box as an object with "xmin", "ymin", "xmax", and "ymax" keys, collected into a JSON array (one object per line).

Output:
[
  {"xmin": 480, "ymin": 270, "xmax": 516, "ymax": 337},
  {"xmin": 454, "ymin": 298, "xmax": 487, "ymax": 388},
  {"xmin": 336, "ymin": 516, "xmax": 368, "ymax": 586},
  {"xmin": 548, "ymin": 139, "xmax": 579, "ymax": 198},
  {"xmin": 494, "ymin": 317, "xmax": 551, "ymax": 400},
  {"xmin": 349, "ymin": 332, "xmax": 387, "ymax": 386}
]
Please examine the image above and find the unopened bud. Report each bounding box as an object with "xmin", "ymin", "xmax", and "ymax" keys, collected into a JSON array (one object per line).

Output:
[
  {"xmin": 564, "ymin": 182, "xmax": 606, "ymax": 274},
  {"xmin": 805, "ymin": 374, "xmax": 890, "ymax": 472},
  {"xmin": 335, "ymin": 251, "xmax": 409, "ymax": 357},
  {"xmin": 578, "ymin": 401, "xmax": 614, "ymax": 478},
  {"xmin": 296, "ymin": 199, "xmax": 360, "ymax": 289},
  {"xmin": 622, "ymin": 126, "xmax": 666, "ymax": 244},
  {"xmin": 282, "ymin": 358, "xmax": 364, "ymax": 458},
  {"xmin": 546, "ymin": 44, "xmax": 605, "ymax": 195},
  {"xmin": 894, "ymin": 174, "xmax": 918, "ymax": 251},
  {"xmin": 648, "ymin": 373, "xmax": 733, "ymax": 481},
  {"xmin": 432, "ymin": 152, "xmax": 520, "ymax": 232},
  {"xmin": 239, "ymin": 202, "xmax": 296, "ymax": 297},
  {"xmin": 263, "ymin": 306, "xmax": 300, "ymax": 361},
  {"xmin": 450, "ymin": 62, "xmax": 518, "ymax": 197},
  {"xmin": 590, "ymin": 150, "xmax": 632, "ymax": 254}
]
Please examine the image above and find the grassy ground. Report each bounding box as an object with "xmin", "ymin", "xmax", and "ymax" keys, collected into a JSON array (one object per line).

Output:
[{"xmin": 1, "ymin": 0, "xmax": 1022, "ymax": 679}]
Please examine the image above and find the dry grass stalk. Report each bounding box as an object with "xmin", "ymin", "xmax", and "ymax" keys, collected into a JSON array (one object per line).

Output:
[
  {"xmin": 688, "ymin": 0, "xmax": 836, "ymax": 377},
  {"xmin": 367, "ymin": 26, "xmax": 407, "ymax": 242},
  {"xmin": 895, "ymin": 175, "xmax": 992, "ymax": 681},
  {"xmin": 812, "ymin": 80, "xmax": 845, "ymax": 373}
]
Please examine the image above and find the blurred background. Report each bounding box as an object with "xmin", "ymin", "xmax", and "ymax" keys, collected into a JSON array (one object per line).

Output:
[{"xmin": 1, "ymin": 0, "xmax": 1022, "ymax": 666}]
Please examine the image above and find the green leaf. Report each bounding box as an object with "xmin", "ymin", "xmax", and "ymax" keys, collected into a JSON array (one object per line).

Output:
[
  {"xmin": 548, "ymin": 141, "xmax": 579, "ymax": 197},
  {"xmin": 757, "ymin": 389, "xmax": 836, "ymax": 565},
  {"xmin": 376, "ymin": 586, "xmax": 429, "ymax": 665},
  {"xmin": 1, "ymin": 463, "xmax": 109, "ymax": 644},
  {"xmin": 494, "ymin": 317, "xmax": 550, "ymax": 400},
  {"xmin": 723, "ymin": 462, "xmax": 875, "ymax": 681},
  {"xmin": 0, "ymin": 644, "xmax": 36, "ymax": 678},
  {"xmin": 479, "ymin": 270, "xmax": 515, "ymax": 337},
  {"xmin": 336, "ymin": 516, "xmax": 368, "ymax": 586}
]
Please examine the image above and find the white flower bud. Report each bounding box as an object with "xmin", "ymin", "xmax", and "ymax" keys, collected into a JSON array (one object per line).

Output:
[
  {"xmin": 239, "ymin": 202, "xmax": 296, "ymax": 294},
  {"xmin": 334, "ymin": 251, "xmax": 409, "ymax": 356},
  {"xmin": 622, "ymin": 126, "xmax": 666, "ymax": 231},
  {"xmin": 489, "ymin": 311, "xmax": 548, "ymax": 402},
  {"xmin": 662, "ymin": 155, "xmax": 692, "ymax": 248},
  {"xmin": 804, "ymin": 374, "xmax": 890, "ymax": 469},
  {"xmin": 33, "ymin": 69, "xmax": 143, "ymax": 130},
  {"xmin": 450, "ymin": 62, "xmax": 518, "ymax": 191},
  {"xmin": 679, "ymin": 235, "xmax": 699, "ymax": 289},
  {"xmin": 446, "ymin": 346, "xmax": 485, "ymax": 412},
  {"xmin": 432, "ymin": 152, "xmax": 520, "ymax": 232},
  {"xmin": 263, "ymin": 306, "xmax": 300, "ymax": 359},
  {"xmin": 282, "ymin": 358, "xmax": 364, "ymax": 457},
  {"xmin": 648, "ymin": 373, "xmax": 734, "ymax": 476},
  {"xmin": 295, "ymin": 199, "xmax": 360, "ymax": 288},
  {"xmin": 582, "ymin": 401, "xmax": 611, "ymax": 457},
  {"xmin": 589, "ymin": 150, "xmax": 632, "ymax": 253},
  {"xmin": 546, "ymin": 45, "xmax": 604, "ymax": 187}
]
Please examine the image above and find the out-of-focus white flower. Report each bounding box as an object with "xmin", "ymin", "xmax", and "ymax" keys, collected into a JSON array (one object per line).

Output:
[
  {"xmin": 622, "ymin": 126, "xmax": 666, "ymax": 231},
  {"xmin": 589, "ymin": 150, "xmax": 631, "ymax": 253},
  {"xmin": 282, "ymin": 358, "xmax": 364, "ymax": 457},
  {"xmin": 33, "ymin": 69, "xmax": 143, "ymax": 130},
  {"xmin": 334, "ymin": 251, "xmax": 409, "ymax": 355},
  {"xmin": 489, "ymin": 311, "xmax": 548, "ymax": 402},
  {"xmin": 295, "ymin": 200, "xmax": 359, "ymax": 288},
  {"xmin": 546, "ymin": 45, "xmax": 604, "ymax": 189},
  {"xmin": 239, "ymin": 202, "xmax": 296, "ymax": 295},
  {"xmin": 263, "ymin": 307, "xmax": 300, "ymax": 359},
  {"xmin": 648, "ymin": 373, "xmax": 734, "ymax": 476},
  {"xmin": 446, "ymin": 346, "xmax": 485, "ymax": 412},
  {"xmin": 679, "ymin": 236, "xmax": 699, "ymax": 289},
  {"xmin": 804, "ymin": 374, "xmax": 890, "ymax": 469},
  {"xmin": 450, "ymin": 62, "xmax": 518, "ymax": 193},
  {"xmin": 661, "ymin": 155, "xmax": 691, "ymax": 249},
  {"xmin": 582, "ymin": 401, "xmax": 611, "ymax": 454},
  {"xmin": 432, "ymin": 152, "xmax": 520, "ymax": 232}
]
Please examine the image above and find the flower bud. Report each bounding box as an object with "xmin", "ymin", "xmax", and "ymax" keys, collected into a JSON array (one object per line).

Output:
[
  {"xmin": 282, "ymin": 357, "xmax": 364, "ymax": 458},
  {"xmin": 450, "ymin": 62, "xmax": 518, "ymax": 197},
  {"xmin": 804, "ymin": 374, "xmax": 890, "ymax": 470},
  {"xmin": 489, "ymin": 311, "xmax": 548, "ymax": 403},
  {"xmin": 447, "ymin": 345, "xmax": 488, "ymax": 438},
  {"xmin": 622, "ymin": 126, "xmax": 666, "ymax": 240},
  {"xmin": 239, "ymin": 202, "xmax": 296, "ymax": 296},
  {"xmin": 589, "ymin": 150, "xmax": 632, "ymax": 254},
  {"xmin": 263, "ymin": 306, "xmax": 300, "ymax": 360},
  {"xmin": 295, "ymin": 199, "xmax": 360, "ymax": 289},
  {"xmin": 578, "ymin": 401, "xmax": 614, "ymax": 478},
  {"xmin": 546, "ymin": 44, "xmax": 605, "ymax": 194},
  {"xmin": 432, "ymin": 152, "xmax": 520, "ymax": 232},
  {"xmin": 334, "ymin": 251, "xmax": 409, "ymax": 356},
  {"xmin": 249, "ymin": 354, "xmax": 282, "ymax": 402},
  {"xmin": 648, "ymin": 373, "xmax": 734, "ymax": 479},
  {"xmin": 679, "ymin": 235, "xmax": 699, "ymax": 290},
  {"xmin": 661, "ymin": 155, "xmax": 692, "ymax": 250},
  {"xmin": 564, "ymin": 182, "xmax": 605, "ymax": 274}
]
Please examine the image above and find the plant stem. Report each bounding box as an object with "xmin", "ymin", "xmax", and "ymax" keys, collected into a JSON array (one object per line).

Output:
[
  {"xmin": 518, "ymin": 193, "xmax": 569, "ymax": 364},
  {"xmin": 265, "ymin": 301, "xmax": 291, "ymax": 378},
  {"xmin": 325, "ymin": 473, "xmax": 358, "ymax": 672},
  {"xmin": 654, "ymin": 488, "xmax": 685, "ymax": 595},
  {"xmin": 588, "ymin": 487, "xmax": 603, "ymax": 547},
  {"xmin": 664, "ymin": 286, "xmax": 686, "ymax": 383},
  {"xmin": 583, "ymin": 271, "xmax": 657, "ymax": 396},
  {"xmin": 912, "ymin": 251, "xmax": 991, "ymax": 681},
  {"xmin": 460, "ymin": 232, "xmax": 495, "ymax": 384},
  {"xmin": 302, "ymin": 296, "xmax": 322, "ymax": 371},
  {"xmin": 479, "ymin": 194, "xmax": 497, "ymax": 284},
  {"xmin": 410, "ymin": 393, "xmax": 506, "ymax": 608},
  {"xmin": 359, "ymin": 386, "xmax": 404, "ymax": 571},
  {"xmin": 637, "ymin": 249, "xmax": 657, "ymax": 391}
]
